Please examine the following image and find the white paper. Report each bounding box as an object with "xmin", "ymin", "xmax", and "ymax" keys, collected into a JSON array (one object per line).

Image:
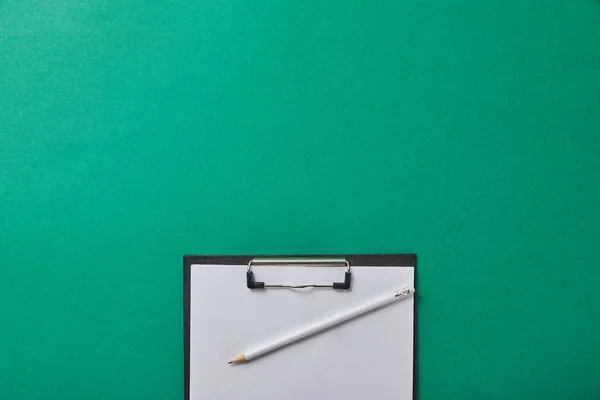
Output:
[{"xmin": 189, "ymin": 264, "xmax": 415, "ymax": 400}]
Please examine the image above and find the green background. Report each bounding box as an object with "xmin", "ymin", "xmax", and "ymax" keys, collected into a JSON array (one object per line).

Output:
[{"xmin": 2, "ymin": 0, "xmax": 600, "ymax": 398}]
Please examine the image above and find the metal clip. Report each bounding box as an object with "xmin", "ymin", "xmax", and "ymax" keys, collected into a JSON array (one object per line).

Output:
[{"xmin": 246, "ymin": 258, "xmax": 352, "ymax": 290}]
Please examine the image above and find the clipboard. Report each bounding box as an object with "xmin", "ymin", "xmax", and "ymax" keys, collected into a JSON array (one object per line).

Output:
[{"xmin": 184, "ymin": 254, "xmax": 417, "ymax": 400}]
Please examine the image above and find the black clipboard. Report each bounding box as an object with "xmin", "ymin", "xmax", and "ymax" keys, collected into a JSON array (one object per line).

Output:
[{"xmin": 184, "ymin": 254, "xmax": 417, "ymax": 400}]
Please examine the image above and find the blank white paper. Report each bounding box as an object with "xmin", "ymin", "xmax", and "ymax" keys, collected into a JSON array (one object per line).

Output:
[{"xmin": 189, "ymin": 264, "xmax": 415, "ymax": 400}]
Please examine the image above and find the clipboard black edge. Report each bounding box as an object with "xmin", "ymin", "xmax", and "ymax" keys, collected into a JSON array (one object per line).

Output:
[{"xmin": 183, "ymin": 253, "xmax": 417, "ymax": 400}]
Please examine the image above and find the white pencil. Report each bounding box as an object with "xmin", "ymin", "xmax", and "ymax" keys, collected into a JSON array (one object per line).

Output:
[{"xmin": 228, "ymin": 286, "xmax": 415, "ymax": 364}]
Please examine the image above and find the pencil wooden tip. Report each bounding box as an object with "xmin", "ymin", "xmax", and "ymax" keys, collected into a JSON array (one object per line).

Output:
[{"xmin": 228, "ymin": 354, "xmax": 246, "ymax": 364}]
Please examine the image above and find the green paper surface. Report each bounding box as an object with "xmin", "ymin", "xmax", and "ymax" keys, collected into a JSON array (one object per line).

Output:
[{"xmin": 1, "ymin": 1, "xmax": 600, "ymax": 398}]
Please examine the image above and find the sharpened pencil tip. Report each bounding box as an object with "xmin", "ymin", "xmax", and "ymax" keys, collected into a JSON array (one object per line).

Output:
[{"xmin": 229, "ymin": 354, "xmax": 246, "ymax": 364}]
